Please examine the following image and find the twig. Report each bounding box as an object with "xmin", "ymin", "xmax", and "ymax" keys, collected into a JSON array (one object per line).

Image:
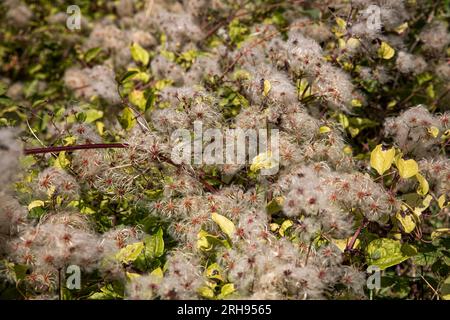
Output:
[
  {"xmin": 346, "ymin": 219, "xmax": 369, "ymax": 251},
  {"xmin": 419, "ymin": 274, "xmax": 439, "ymax": 299},
  {"xmin": 24, "ymin": 143, "xmax": 128, "ymax": 155}
]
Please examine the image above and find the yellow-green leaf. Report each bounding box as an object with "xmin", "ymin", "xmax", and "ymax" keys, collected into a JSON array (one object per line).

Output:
[
  {"xmin": 54, "ymin": 151, "xmax": 70, "ymax": 169},
  {"xmin": 150, "ymin": 267, "xmax": 164, "ymax": 279},
  {"xmin": 115, "ymin": 242, "xmax": 145, "ymax": 264},
  {"xmin": 205, "ymin": 263, "xmax": 224, "ymax": 282},
  {"xmin": 266, "ymin": 196, "xmax": 284, "ymax": 214},
  {"xmin": 28, "ymin": 200, "xmax": 45, "ymax": 211},
  {"xmin": 279, "ymin": 219, "xmax": 293, "ymax": 236},
  {"xmin": 130, "ymin": 42, "xmax": 150, "ymax": 66},
  {"xmin": 415, "ymin": 173, "xmax": 429, "ymax": 196},
  {"xmin": 366, "ymin": 238, "xmax": 411, "ymax": 270},
  {"xmin": 336, "ymin": 17, "xmax": 347, "ymax": 29},
  {"xmin": 351, "ymin": 99, "xmax": 362, "ymax": 107},
  {"xmin": 219, "ymin": 283, "xmax": 235, "ymax": 298},
  {"xmin": 378, "ymin": 41, "xmax": 395, "ymax": 60},
  {"xmin": 333, "ymin": 237, "xmax": 360, "ymax": 252},
  {"xmin": 396, "ymin": 158, "xmax": 419, "ymax": 179},
  {"xmin": 442, "ymin": 129, "xmax": 450, "ymax": 140},
  {"xmin": 319, "ymin": 126, "xmax": 331, "ymax": 134},
  {"xmin": 426, "ymin": 84, "xmax": 435, "ymax": 99},
  {"xmin": 250, "ymin": 151, "xmax": 278, "ymax": 173},
  {"xmin": 427, "ymin": 126, "xmax": 439, "ymax": 138},
  {"xmin": 441, "ymin": 276, "xmax": 450, "ymax": 300},
  {"xmin": 431, "ymin": 228, "xmax": 450, "ymax": 240},
  {"xmin": 198, "ymin": 286, "xmax": 215, "ymax": 299},
  {"xmin": 394, "ymin": 22, "xmax": 408, "ymax": 34},
  {"xmin": 297, "ymin": 78, "xmax": 311, "ymax": 98},
  {"xmin": 129, "ymin": 90, "xmax": 147, "ymax": 111},
  {"xmin": 96, "ymin": 121, "xmax": 105, "ymax": 136},
  {"xmin": 413, "ymin": 194, "xmax": 433, "ymax": 218},
  {"xmin": 370, "ymin": 144, "xmax": 396, "ymax": 175},
  {"xmin": 346, "ymin": 38, "xmax": 360, "ymax": 49},
  {"xmin": 438, "ymin": 195, "xmax": 446, "ymax": 209},
  {"xmin": 263, "ymin": 79, "xmax": 271, "ymax": 97},
  {"xmin": 395, "ymin": 211, "xmax": 416, "ymax": 233},
  {"xmin": 211, "ymin": 212, "xmax": 236, "ymax": 238},
  {"xmin": 270, "ymin": 223, "xmax": 280, "ymax": 232},
  {"xmin": 120, "ymin": 107, "xmax": 136, "ymax": 130},
  {"xmin": 85, "ymin": 109, "xmax": 103, "ymax": 123},
  {"xmin": 126, "ymin": 272, "xmax": 141, "ymax": 280}
]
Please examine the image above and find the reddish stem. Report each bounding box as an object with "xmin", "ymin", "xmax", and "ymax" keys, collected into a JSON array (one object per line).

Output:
[
  {"xmin": 346, "ymin": 219, "xmax": 369, "ymax": 251},
  {"xmin": 24, "ymin": 143, "xmax": 128, "ymax": 155}
]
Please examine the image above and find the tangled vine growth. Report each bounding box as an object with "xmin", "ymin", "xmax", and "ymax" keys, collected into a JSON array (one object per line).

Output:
[{"xmin": 0, "ymin": 0, "xmax": 449, "ymax": 300}]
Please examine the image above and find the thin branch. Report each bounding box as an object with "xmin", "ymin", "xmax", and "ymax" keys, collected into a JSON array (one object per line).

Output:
[
  {"xmin": 24, "ymin": 143, "xmax": 128, "ymax": 155},
  {"xmin": 346, "ymin": 219, "xmax": 369, "ymax": 251}
]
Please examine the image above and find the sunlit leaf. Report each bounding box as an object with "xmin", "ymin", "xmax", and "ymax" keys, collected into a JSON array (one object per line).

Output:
[
  {"xmin": 415, "ymin": 173, "xmax": 429, "ymax": 196},
  {"xmin": 378, "ymin": 41, "xmax": 395, "ymax": 60},
  {"xmin": 211, "ymin": 212, "xmax": 236, "ymax": 238},
  {"xmin": 370, "ymin": 144, "xmax": 396, "ymax": 175},
  {"xmin": 130, "ymin": 42, "xmax": 150, "ymax": 66},
  {"xmin": 395, "ymin": 158, "xmax": 419, "ymax": 179},
  {"xmin": 115, "ymin": 242, "xmax": 145, "ymax": 264}
]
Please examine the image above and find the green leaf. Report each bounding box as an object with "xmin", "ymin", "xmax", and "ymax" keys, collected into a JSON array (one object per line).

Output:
[
  {"xmin": 266, "ymin": 196, "xmax": 284, "ymax": 214},
  {"xmin": 76, "ymin": 112, "xmax": 87, "ymax": 123},
  {"xmin": 228, "ymin": 19, "xmax": 249, "ymax": 46},
  {"xmin": 84, "ymin": 109, "xmax": 104, "ymax": 123},
  {"xmin": 118, "ymin": 70, "xmax": 139, "ymax": 83},
  {"xmin": 119, "ymin": 107, "xmax": 136, "ymax": 130},
  {"xmin": 32, "ymin": 99, "xmax": 47, "ymax": 108},
  {"xmin": 413, "ymin": 250, "xmax": 441, "ymax": 266},
  {"xmin": 211, "ymin": 212, "xmax": 236, "ymax": 238},
  {"xmin": 366, "ymin": 238, "xmax": 411, "ymax": 270},
  {"xmin": 197, "ymin": 230, "xmax": 231, "ymax": 251},
  {"xmin": 205, "ymin": 263, "xmax": 224, "ymax": 282},
  {"xmin": 84, "ymin": 47, "xmax": 103, "ymax": 63},
  {"xmin": 143, "ymin": 228, "xmax": 165, "ymax": 259},
  {"xmin": 218, "ymin": 283, "xmax": 235, "ymax": 299},
  {"xmin": 0, "ymin": 82, "xmax": 7, "ymax": 96},
  {"xmin": 115, "ymin": 242, "xmax": 145, "ymax": 264},
  {"xmin": 198, "ymin": 286, "xmax": 215, "ymax": 299},
  {"xmin": 417, "ymin": 72, "xmax": 433, "ymax": 85},
  {"xmin": 88, "ymin": 284, "xmax": 123, "ymax": 300},
  {"xmin": 130, "ymin": 42, "xmax": 150, "ymax": 66},
  {"xmin": 441, "ymin": 276, "xmax": 450, "ymax": 300}
]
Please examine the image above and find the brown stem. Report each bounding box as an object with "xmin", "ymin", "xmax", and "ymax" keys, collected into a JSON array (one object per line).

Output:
[
  {"xmin": 346, "ymin": 219, "xmax": 369, "ymax": 251},
  {"xmin": 24, "ymin": 143, "xmax": 128, "ymax": 155}
]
